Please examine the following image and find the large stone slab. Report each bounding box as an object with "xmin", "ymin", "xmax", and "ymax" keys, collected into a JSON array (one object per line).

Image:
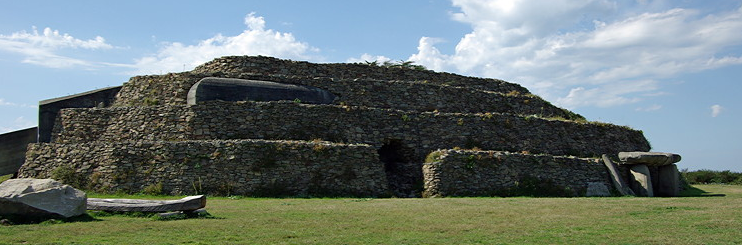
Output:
[
  {"xmin": 618, "ymin": 152, "xmax": 681, "ymax": 166},
  {"xmin": 629, "ymin": 164, "xmax": 654, "ymax": 197},
  {"xmin": 0, "ymin": 178, "xmax": 87, "ymax": 218},
  {"xmin": 87, "ymin": 195, "xmax": 206, "ymax": 212},
  {"xmin": 657, "ymin": 164, "xmax": 680, "ymax": 197},
  {"xmin": 187, "ymin": 77, "xmax": 337, "ymax": 105},
  {"xmin": 602, "ymin": 154, "xmax": 635, "ymax": 196}
]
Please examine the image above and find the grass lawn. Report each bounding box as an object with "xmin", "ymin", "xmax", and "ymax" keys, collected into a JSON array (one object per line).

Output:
[{"xmin": 1, "ymin": 184, "xmax": 741, "ymax": 244}]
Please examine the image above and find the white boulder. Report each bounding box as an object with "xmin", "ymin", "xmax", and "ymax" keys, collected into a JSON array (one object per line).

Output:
[{"xmin": 0, "ymin": 178, "xmax": 87, "ymax": 218}]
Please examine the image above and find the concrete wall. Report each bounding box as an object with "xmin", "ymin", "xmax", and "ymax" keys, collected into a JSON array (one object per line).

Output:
[
  {"xmin": 0, "ymin": 127, "xmax": 37, "ymax": 175},
  {"xmin": 39, "ymin": 86, "xmax": 121, "ymax": 142}
]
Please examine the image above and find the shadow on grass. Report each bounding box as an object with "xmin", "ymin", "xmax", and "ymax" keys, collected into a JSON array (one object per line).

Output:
[
  {"xmin": 89, "ymin": 210, "xmax": 222, "ymax": 221},
  {"xmin": 0, "ymin": 213, "xmax": 100, "ymax": 226},
  {"xmin": 679, "ymin": 186, "xmax": 726, "ymax": 197}
]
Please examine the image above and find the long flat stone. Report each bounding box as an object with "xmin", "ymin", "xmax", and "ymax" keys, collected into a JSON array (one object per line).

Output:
[
  {"xmin": 618, "ymin": 152, "xmax": 681, "ymax": 166},
  {"xmin": 87, "ymin": 195, "xmax": 206, "ymax": 212}
]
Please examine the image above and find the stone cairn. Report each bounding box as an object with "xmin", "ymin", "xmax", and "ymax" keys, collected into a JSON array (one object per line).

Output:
[{"xmin": 11, "ymin": 56, "xmax": 673, "ymax": 198}]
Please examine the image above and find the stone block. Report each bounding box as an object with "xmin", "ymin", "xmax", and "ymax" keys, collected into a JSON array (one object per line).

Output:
[
  {"xmin": 618, "ymin": 152, "xmax": 681, "ymax": 166},
  {"xmin": 657, "ymin": 164, "xmax": 680, "ymax": 197},
  {"xmin": 0, "ymin": 178, "xmax": 87, "ymax": 218},
  {"xmin": 187, "ymin": 77, "xmax": 337, "ymax": 105},
  {"xmin": 629, "ymin": 164, "xmax": 654, "ymax": 197},
  {"xmin": 585, "ymin": 182, "xmax": 611, "ymax": 197}
]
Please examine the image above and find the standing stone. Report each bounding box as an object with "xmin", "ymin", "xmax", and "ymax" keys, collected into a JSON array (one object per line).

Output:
[
  {"xmin": 657, "ymin": 164, "xmax": 680, "ymax": 197},
  {"xmin": 585, "ymin": 182, "xmax": 611, "ymax": 197},
  {"xmin": 0, "ymin": 178, "xmax": 87, "ymax": 218},
  {"xmin": 602, "ymin": 154, "xmax": 635, "ymax": 196},
  {"xmin": 629, "ymin": 165, "xmax": 654, "ymax": 197}
]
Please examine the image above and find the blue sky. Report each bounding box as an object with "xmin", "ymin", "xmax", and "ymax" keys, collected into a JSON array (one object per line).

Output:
[{"xmin": 1, "ymin": 0, "xmax": 740, "ymax": 171}]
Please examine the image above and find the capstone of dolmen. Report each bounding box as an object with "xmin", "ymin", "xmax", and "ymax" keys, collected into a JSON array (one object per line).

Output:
[{"xmin": 617, "ymin": 152, "xmax": 681, "ymax": 166}]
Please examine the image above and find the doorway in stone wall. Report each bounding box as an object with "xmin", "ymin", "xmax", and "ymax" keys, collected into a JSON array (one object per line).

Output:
[{"xmin": 378, "ymin": 139, "xmax": 421, "ymax": 197}]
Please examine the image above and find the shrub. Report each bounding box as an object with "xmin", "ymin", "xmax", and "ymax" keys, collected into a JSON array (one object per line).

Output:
[
  {"xmin": 50, "ymin": 166, "xmax": 87, "ymax": 189},
  {"xmin": 425, "ymin": 151, "xmax": 445, "ymax": 163},
  {"xmin": 142, "ymin": 182, "xmax": 163, "ymax": 195},
  {"xmin": 682, "ymin": 169, "xmax": 742, "ymax": 185}
]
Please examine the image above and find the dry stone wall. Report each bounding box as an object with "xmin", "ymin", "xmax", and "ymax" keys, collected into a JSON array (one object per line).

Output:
[
  {"xmin": 54, "ymin": 101, "xmax": 649, "ymax": 160},
  {"xmin": 192, "ymin": 56, "xmax": 528, "ymax": 93},
  {"xmin": 19, "ymin": 140, "xmax": 388, "ymax": 197},
  {"xmin": 15, "ymin": 55, "xmax": 658, "ymax": 197},
  {"xmin": 423, "ymin": 150, "xmax": 617, "ymax": 197},
  {"xmin": 113, "ymin": 72, "xmax": 581, "ymax": 119}
]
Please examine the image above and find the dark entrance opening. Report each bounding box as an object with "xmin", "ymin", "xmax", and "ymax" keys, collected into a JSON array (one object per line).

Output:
[{"xmin": 378, "ymin": 139, "xmax": 421, "ymax": 197}]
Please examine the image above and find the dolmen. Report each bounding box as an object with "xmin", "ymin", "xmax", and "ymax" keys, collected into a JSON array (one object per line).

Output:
[{"xmin": 603, "ymin": 152, "xmax": 682, "ymax": 197}]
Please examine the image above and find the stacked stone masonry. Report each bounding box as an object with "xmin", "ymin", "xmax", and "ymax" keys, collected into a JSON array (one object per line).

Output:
[
  {"xmin": 191, "ymin": 56, "xmax": 528, "ymax": 93},
  {"xmin": 19, "ymin": 140, "xmax": 388, "ymax": 197},
  {"xmin": 423, "ymin": 150, "xmax": 619, "ymax": 197},
  {"xmin": 113, "ymin": 56, "xmax": 583, "ymax": 120},
  {"xmin": 16, "ymin": 55, "xmax": 659, "ymax": 197},
  {"xmin": 52, "ymin": 101, "xmax": 649, "ymax": 160}
]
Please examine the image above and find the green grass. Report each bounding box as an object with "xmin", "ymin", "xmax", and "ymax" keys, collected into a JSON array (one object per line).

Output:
[
  {"xmin": 0, "ymin": 174, "xmax": 10, "ymax": 184},
  {"xmin": 1, "ymin": 185, "xmax": 741, "ymax": 244}
]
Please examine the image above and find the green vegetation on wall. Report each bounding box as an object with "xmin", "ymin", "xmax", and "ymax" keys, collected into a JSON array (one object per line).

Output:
[{"xmin": 0, "ymin": 174, "xmax": 10, "ymax": 184}]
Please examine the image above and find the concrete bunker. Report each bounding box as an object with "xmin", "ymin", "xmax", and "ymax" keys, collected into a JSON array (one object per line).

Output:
[
  {"xmin": 0, "ymin": 127, "xmax": 38, "ymax": 176},
  {"xmin": 38, "ymin": 86, "xmax": 121, "ymax": 143},
  {"xmin": 187, "ymin": 77, "xmax": 337, "ymax": 105}
]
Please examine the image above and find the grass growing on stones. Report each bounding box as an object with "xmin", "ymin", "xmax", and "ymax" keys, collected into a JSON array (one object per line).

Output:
[
  {"xmin": 0, "ymin": 174, "xmax": 10, "ymax": 184},
  {"xmin": 1, "ymin": 185, "xmax": 741, "ymax": 244}
]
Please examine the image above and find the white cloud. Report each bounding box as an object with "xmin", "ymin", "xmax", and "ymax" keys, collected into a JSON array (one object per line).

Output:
[
  {"xmin": 0, "ymin": 26, "xmax": 114, "ymax": 68},
  {"xmin": 131, "ymin": 12, "xmax": 319, "ymax": 75},
  {"xmin": 636, "ymin": 104, "xmax": 663, "ymax": 112},
  {"xmin": 0, "ymin": 98, "xmax": 35, "ymax": 108},
  {"xmin": 0, "ymin": 117, "xmax": 35, "ymax": 134},
  {"xmin": 409, "ymin": 37, "xmax": 452, "ymax": 72},
  {"xmin": 711, "ymin": 104, "xmax": 724, "ymax": 117},
  {"xmin": 409, "ymin": 1, "xmax": 742, "ymax": 109},
  {"xmin": 346, "ymin": 53, "xmax": 393, "ymax": 64},
  {"xmin": 556, "ymin": 79, "xmax": 658, "ymax": 109}
]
